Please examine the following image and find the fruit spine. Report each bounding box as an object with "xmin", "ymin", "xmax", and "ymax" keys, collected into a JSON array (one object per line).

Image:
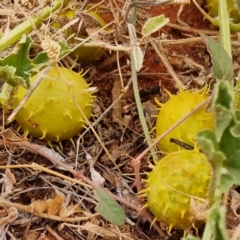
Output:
[
  {"xmin": 155, "ymin": 87, "xmax": 215, "ymax": 152},
  {"xmin": 141, "ymin": 149, "xmax": 213, "ymax": 231}
]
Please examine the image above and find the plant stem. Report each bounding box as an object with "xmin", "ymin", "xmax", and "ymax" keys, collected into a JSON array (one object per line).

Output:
[
  {"xmin": 0, "ymin": 0, "xmax": 70, "ymax": 52},
  {"xmin": 127, "ymin": 7, "xmax": 158, "ymax": 160},
  {"xmin": 192, "ymin": 0, "xmax": 240, "ymax": 32},
  {"xmin": 218, "ymin": 0, "xmax": 231, "ymax": 58},
  {"xmin": 218, "ymin": 0, "xmax": 240, "ymax": 107},
  {"xmin": 130, "ymin": 53, "xmax": 157, "ymax": 160},
  {"xmin": 234, "ymin": 71, "xmax": 240, "ymax": 109}
]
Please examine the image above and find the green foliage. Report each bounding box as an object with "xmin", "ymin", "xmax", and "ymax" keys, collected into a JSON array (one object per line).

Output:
[
  {"xmin": 181, "ymin": 79, "xmax": 236, "ymax": 240},
  {"xmin": 141, "ymin": 15, "xmax": 169, "ymax": 37},
  {"xmin": 197, "ymin": 81, "xmax": 240, "ymax": 195},
  {"xmin": 184, "ymin": 203, "xmax": 227, "ymax": 240},
  {"xmin": 199, "ymin": 0, "xmax": 240, "ymax": 32},
  {"xmin": 202, "ymin": 203, "xmax": 228, "ymax": 240},
  {"xmin": 0, "ymin": 0, "xmax": 71, "ymax": 52},
  {"xmin": 183, "ymin": 1, "xmax": 240, "ymax": 238},
  {"xmin": 197, "ymin": 33, "xmax": 240, "ymax": 198},
  {"xmin": 201, "ymin": 34, "xmax": 233, "ymax": 81},
  {"xmin": 0, "ymin": 36, "xmax": 70, "ymax": 89},
  {"xmin": 95, "ymin": 188, "xmax": 126, "ymax": 226},
  {"xmin": 0, "ymin": 36, "xmax": 33, "ymax": 88}
]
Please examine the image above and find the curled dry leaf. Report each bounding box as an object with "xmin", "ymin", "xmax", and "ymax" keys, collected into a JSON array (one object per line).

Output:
[
  {"xmin": 59, "ymin": 203, "xmax": 82, "ymax": 218},
  {"xmin": 37, "ymin": 233, "xmax": 51, "ymax": 240},
  {"xmin": 23, "ymin": 231, "xmax": 40, "ymax": 240},
  {"xmin": 226, "ymin": 189, "xmax": 240, "ymax": 240},
  {"xmin": 115, "ymin": 176, "xmax": 141, "ymax": 219},
  {"xmin": 79, "ymin": 221, "xmax": 129, "ymax": 239},
  {"xmin": 32, "ymin": 195, "xmax": 63, "ymax": 216},
  {"xmin": 0, "ymin": 194, "xmax": 92, "ymax": 222},
  {"xmin": 0, "ymin": 207, "xmax": 18, "ymax": 238},
  {"xmin": 189, "ymin": 198, "xmax": 209, "ymax": 221},
  {"xmin": 2, "ymin": 128, "xmax": 21, "ymax": 141},
  {"xmin": 86, "ymin": 153, "xmax": 105, "ymax": 187},
  {"xmin": 0, "ymin": 169, "xmax": 16, "ymax": 197}
]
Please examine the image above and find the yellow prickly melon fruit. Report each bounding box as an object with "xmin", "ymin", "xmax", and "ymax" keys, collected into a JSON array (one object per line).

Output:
[
  {"xmin": 155, "ymin": 88, "xmax": 215, "ymax": 152},
  {"xmin": 12, "ymin": 66, "xmax": 94, "ymax": 142},
  {"xmin": 205, "ymin": 0, "xmax": 240, "ymax": 23},
  {"xmin": 141, "ymin": 149, "xmax": 213, "ymax": 231}
]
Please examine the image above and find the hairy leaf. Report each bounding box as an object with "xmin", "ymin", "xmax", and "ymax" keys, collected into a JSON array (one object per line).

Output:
[
  {"xmin": 202, "ymin": 204, "xmax": 228, "ymax": 240},
  {"xmin": 95, "ymin": 188, "xmax": 126, "ymax": 226},
  {"xmin": 0, "ymin": 36, "xmax": 70, "ymax": 89},
  {"xmin": 0, "ymin": 36, "xmax": 32, "ymax": 88},
  {"xmin": 197, "ymin": 81, "xmax": 240, "ymax": 195},
  {"xmin": 142, "ymin": 15, "xmax": 169, "ymax": 36},
  {"xmin": 201, "ymin": 34, "xmax": 233, "ymax": 81}
]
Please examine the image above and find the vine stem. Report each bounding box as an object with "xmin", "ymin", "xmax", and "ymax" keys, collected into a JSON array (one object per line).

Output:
[
  {"xmin": 130, "ymin": 51, "xmax": 158, "ymax": 160},
  {"xmin": 218, "ymin": 0, "xmax": 231, "ymax": 58},
  {"xmin": 127, "ymin": 8, "xmax": 158, "ymax": 161},
  {"xmin": 0, "ymin": 0, "xmax": 70, "ymax": 52},
  {"xmin": 192, "ymin": 0, "xmax": 240, "ymax": 32}
]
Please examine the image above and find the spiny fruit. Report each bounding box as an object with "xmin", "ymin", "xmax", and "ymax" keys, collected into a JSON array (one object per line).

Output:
[
  {"xmin": 141, "ymin": 149, "xmax": 213, "ymax": 231},
  {"xmin": 155, "ymin": 87, "xmax": 215, "ymax": 152},
  {"xmin": 205, "ymin": 0, "xmax": 240, "ymax": 23},
  {"xmin": 12, "ymin": 66, "xmax": 94, "ymax": 143}
]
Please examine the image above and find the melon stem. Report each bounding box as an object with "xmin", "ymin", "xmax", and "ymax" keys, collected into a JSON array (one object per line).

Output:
[
  {"xmin": 0, "ymin": 0, "xmax": 71, "ymax": 52},
  {"xmin": 126, "ymin": 4, "xmax": 158, "ymax": 161}
]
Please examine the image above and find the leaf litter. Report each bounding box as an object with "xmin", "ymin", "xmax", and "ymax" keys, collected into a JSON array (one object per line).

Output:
[{"xmin": 0, "ymin": 0, "xmax": 240, "ymax": 239}]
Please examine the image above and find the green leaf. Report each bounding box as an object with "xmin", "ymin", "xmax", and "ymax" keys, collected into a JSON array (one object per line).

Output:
[
  {"xmin": 202, "ymin": 204, "xmax": 228, "ymax": 240},
  {"xmin": 198, "ymin": 81, "xmax": 240, "ymax": 197},
  {"xmin": 127, "ymin": 23, "xmax": 143, "ymax": 72},
  {"xmin": 212, "ymin": 81, "xmax": 240, "ymax": 158},
  {"xmin": 0, "ymin": 35, "xmax": 71, "ymax": 89},
  {"xmin": 95, "ymin": 187, "xmax": 126, "ymax": 226},
  {"xmin": 59, "ymin": 42, "xmax": 71, "ymax": 58},
  {"xmin": 0, "ymin": 35, "xmax": 33, "ymax": 88},
  {"xmin": 201, "ymin": 34, "xmax": 233, "ymax": 81},
  {"xmin": 219, "ymin": 169, "xmax": 235, "ymax": 193},
  {"xmin": 226, "ymin": 150, "xmax": 240, "ymax": 168},
  {"xmin": 0, "ymin": 0, "xmax": 71, "ymax": 52},
  {"xmin": 142, "ymin": 15, "xmax": 169, "ymax": 36},
  {"xmin": 0, "ymin": 65, "xmax": 28, "ymax": 88},
  {"xmin": 197, "ymin": 130, "xmax": 219, "ymax": 155},
  {"xmin": 234, "ymin": 110, "xmax": 240, "ymax": 121},
  {"xmin": 214, "ymin": 106, "xmax": 232, "ymax": 142},
  {"xmin": 32, "ymin": 41, "xmax": 70, "ymax": 71},
  {"xmin": 230, "ymin": 122, "xmax": 240, "ymax": 137},
  {"xmin": 132, "ymin": 46, "xmax": 143, "ymax": 72},
  {"xmin": 225, "ymin": 167, "xmax": 240, "ymax": 186},
  {"xmin": 213, "ymin": 80, "xmax": 233, "ymax": 110},
  {"xmin": 219, "ymin": 125, "xmax": 240, "ymax": 158}
]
